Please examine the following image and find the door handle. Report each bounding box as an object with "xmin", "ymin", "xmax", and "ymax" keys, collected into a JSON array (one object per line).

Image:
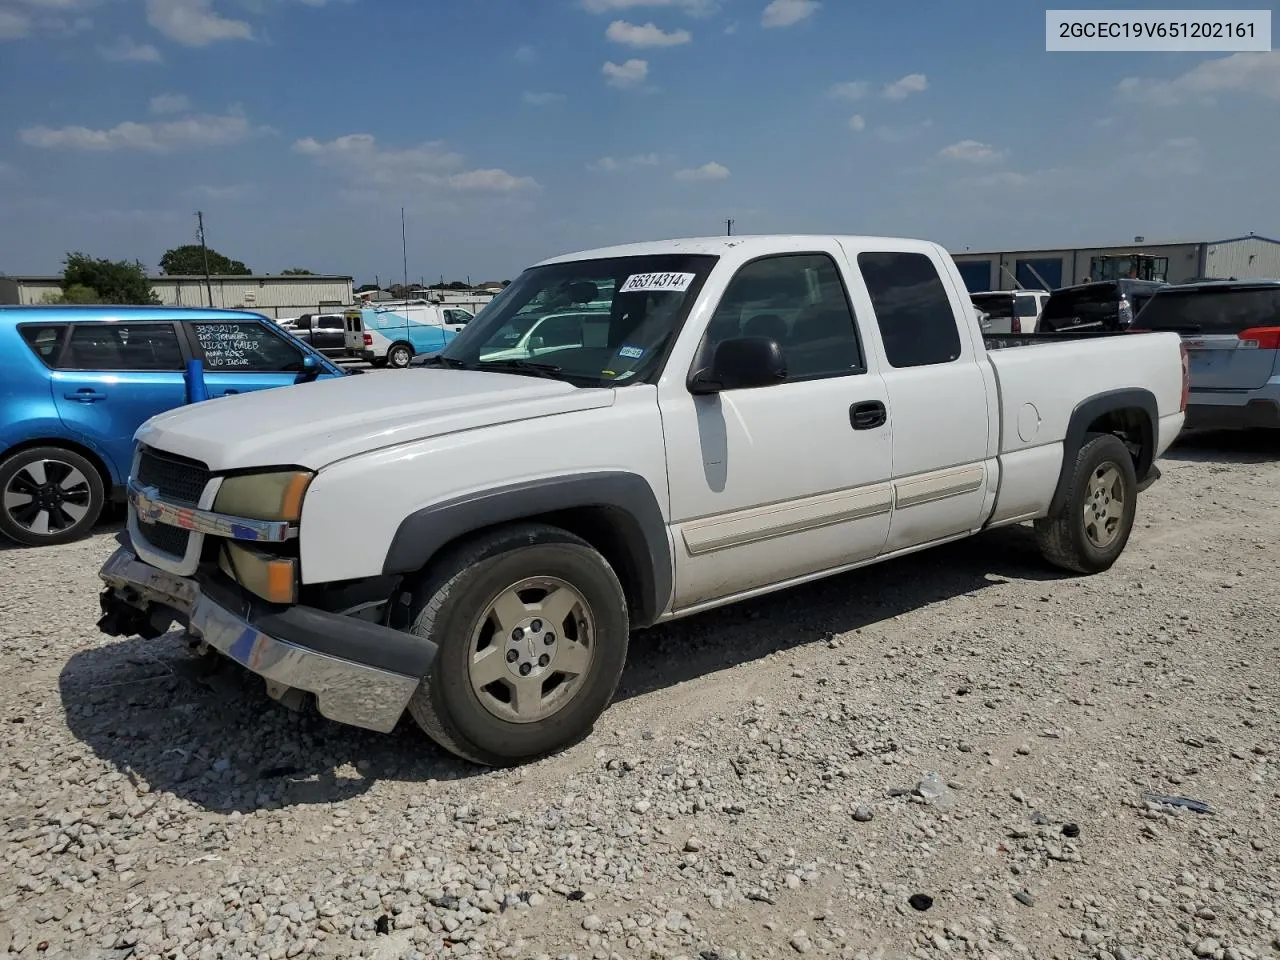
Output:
[
  {"xmin": 850, "ymin": 400, "xmax": 886, "ymax": 430},
  {"xmin": 64, "ymin": 388, "xmax": 106, "ymax": 402}
]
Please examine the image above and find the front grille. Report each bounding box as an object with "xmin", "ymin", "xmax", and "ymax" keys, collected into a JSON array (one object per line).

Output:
[
  {"xmin": 136, "ymin": 447, "xmax": 210, "ymax": 506},
  {"xmin": 137, "ymin": 520, "xmax": 191, "ymax": 558}
]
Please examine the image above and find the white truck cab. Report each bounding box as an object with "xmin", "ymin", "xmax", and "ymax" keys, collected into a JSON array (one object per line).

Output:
[{"xmin": 98, "ymin": 234, "xmax": 1187, "ymax": 767}]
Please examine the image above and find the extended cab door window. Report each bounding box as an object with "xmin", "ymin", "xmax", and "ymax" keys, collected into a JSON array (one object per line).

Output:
[
  {"xmin": 697, "ymin": 253, "xmax": 865, "ymax": 381},
  {"xmin": 857, "ymin": 252, "xmax": 962, "ymax": 368}
]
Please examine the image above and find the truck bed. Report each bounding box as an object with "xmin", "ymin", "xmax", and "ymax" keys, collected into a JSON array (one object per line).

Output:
[{"xmin": 983, "ymin": 330, "xmax": 1130, "ymax": 350}]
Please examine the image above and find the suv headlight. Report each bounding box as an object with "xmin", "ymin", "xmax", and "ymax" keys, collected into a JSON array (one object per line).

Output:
[{"xmin": 213, "ymin": 470, "xmax": 313, "ymax": 522}]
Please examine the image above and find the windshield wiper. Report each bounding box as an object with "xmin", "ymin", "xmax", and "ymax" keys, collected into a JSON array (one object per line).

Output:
[
  {"xmin": 416, "ymin": 354, "xmax": 470, "ymax": 369},
  {"xmin": 477, "ymin": 359, "xmax": 563, "ymax": 379}
]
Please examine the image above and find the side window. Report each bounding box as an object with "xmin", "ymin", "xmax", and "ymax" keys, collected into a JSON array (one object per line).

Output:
[
  {"xmin": 701, "ymin": 253, "xmax": 864, "ymax": 382},
  {"xmin": 1016, "ymin": 296, "xmax": 1039, "ymax": 318},
  {"xmin": 60, "ymin": 323, "xmax": 184, "ymax": 371},
  {"xmin": 445, "ymin": 309, "xmax": 471, "ymax": 324},
  {"xmin": 187, "ymin": 321, "xmax": 305, "ymax": 372},
  {"xmin": 857, "ymin": 252, "xmax": 963, "ymax": 368},
  {"xmin": 18, "ymin": 325, "xmax": 67, "ymax": 367},
  {"xmin": 534, "ymin": 315, "xmax": 585, "ymax": 348},
  {"xmin": 317, "ymin": 315, "xmax": 343, "ymax": 330}
]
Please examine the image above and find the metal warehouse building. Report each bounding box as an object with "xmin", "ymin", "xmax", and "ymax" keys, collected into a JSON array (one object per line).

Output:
[
  {"xmin": 0, "ymin": 274, "xmax": 354, "ymax": 320},
  {"xmin": 950, "ymin": 234, "xmax": 1280, "ymax": 293}
]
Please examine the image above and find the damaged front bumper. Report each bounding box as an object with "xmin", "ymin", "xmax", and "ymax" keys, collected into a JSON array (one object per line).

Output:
[{"xmin": 97, "ymin": 542, "xmax": 434, "ymax": 734}]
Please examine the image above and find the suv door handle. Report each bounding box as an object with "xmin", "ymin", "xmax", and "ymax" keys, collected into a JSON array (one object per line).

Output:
[
  {"xmin": 65, "ymin": 388, "xmax": 106, "ymax": 403},
  {"xmin": 850, "ymin": 400, "xmax": 886, "ymax": 430}
]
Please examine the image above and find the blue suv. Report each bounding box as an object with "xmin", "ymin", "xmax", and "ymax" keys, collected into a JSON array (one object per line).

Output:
[{"xmin": 0, "ymin": 306, "xmax": 346, "ymax": 547}]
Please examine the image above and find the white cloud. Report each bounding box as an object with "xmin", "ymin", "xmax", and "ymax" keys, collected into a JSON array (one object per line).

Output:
[
  {"xmin": 603, "ymin": 58, "xmax": 649, "ymax": 87},
  {"xmin": 828, "ymin": 80, "xmax": 870, "ymax": 101},
  {"xmin": 145, "ymin": 0, "xmax": 252, "ymax": 46},
  {"xmin": 20, "ymin": 109, "xmax": 263, "ymax": 152},
  {"xmin": 675, "ymin": 161, "xmax": 729, "ymax": 181},
  {"xmin": 291, "ymin": 133, "xmax": 538, "ymax": 194},
  {"xmin": 448, "ymin": 169, "xmax": 538, "ymax": 192},
  {"xmin": 883, "ymin": 72, "xmax": 928, "ymax": 100},
  {"xmin": 0, "ymin": 9, "xmax": 29, "ymax": 37},
  {"xmin": 513, "ymin": 44, "xmax": 536, "ymax": 63},
  {"xmin": 939, "ymin": 139, "xmax": 1004, "ymax": 163},
  {"xmin": 761, "ymin": 0, "xmax": 818, "ymax": 28},
  {"xmin": 1117, "ymin": 51, "xmax": 1280, "ymax": 105},
  {"xmin": 521, "ymin": 91, "xmax": 565, "ymax": 106},
  {"xmin": 848, "ymin": 114, "xmax": 865, "ymax": 132},
  {"xmin": 582, "ymin": 0, "xmax": 716, "ymax": 16},
  {"xmin": 589, "ymin": 153, "xmax": 661, "ymax": 171},
  {"xmin": 149, "ymin": 93, "xmax": 191, "ymax": 115},
  {"xmin": 723, "ymin": 19, "xmax": 737, "ymax": 33},
  {"xmin": 606, "ymin": 19, "xmax": 691, "ymax": 47},
  {"xmin": 99, "ymin": 35, "xmax": 162, "ymax": 61}
]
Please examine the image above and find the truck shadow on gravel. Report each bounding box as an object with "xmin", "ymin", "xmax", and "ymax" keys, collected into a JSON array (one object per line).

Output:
[
  {"xmin": 58, "ymin": 524, "xmax": 1064, "ymax": 814},
  {"xmin": 1164, "ymin": 429, "xmax": 1280, "ymax": 464}
]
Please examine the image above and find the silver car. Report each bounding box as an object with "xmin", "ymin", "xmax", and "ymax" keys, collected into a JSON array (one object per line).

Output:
[{"xmin": 1133, "ymin": 280, "xmax": 1280, "ymax": 430}]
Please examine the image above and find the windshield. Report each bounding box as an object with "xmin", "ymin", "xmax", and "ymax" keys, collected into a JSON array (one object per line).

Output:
[
  {"xmin": 971, "ymin": 294, "xmax": 1015, "ymax": 319},
  {"xmin": 437, "ymin": 253, "xmax": 718, "ymax": 386},
  {"xmin": 1136, "ymin": 286, "xmax": 1280, "ymax": 334}
]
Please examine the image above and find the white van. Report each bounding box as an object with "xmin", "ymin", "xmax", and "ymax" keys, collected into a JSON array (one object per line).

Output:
[{"xmin": 344, "ymin": 303, "xmax": 474, "ymax": 367}]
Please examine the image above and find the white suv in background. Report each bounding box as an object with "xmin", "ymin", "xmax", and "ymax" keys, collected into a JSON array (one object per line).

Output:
[{"xmin": 971, "ymin": 289, "xmax": 1049, "ymax": 334}]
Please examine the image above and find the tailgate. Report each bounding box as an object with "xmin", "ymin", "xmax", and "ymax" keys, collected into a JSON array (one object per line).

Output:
[{"xmin": 1182, "ymin": 334, "xmax": 1277, "ymax": 390}]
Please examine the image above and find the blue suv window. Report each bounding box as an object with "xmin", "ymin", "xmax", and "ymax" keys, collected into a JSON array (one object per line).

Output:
[
  {"xmin": 188, "ymin": 319, "xmax": 305, "ymax": 371},
  {"xmin": 60, "ymin": 323, "xmax": 184, "ymax": 371},
  {"xmin": 18, "ymin": 324, "xmax": 67, "ymax": 367}
]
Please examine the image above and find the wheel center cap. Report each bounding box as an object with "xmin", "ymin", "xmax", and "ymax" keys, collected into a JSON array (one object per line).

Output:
[{"xmin": 506, "ymin": 618, "xmax": 555, "ymax": 680}]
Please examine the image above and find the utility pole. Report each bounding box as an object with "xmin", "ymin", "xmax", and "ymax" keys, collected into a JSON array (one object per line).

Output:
[
  {"xmin": 195, "ymin": 211, "xmax": 213, "ymax": 307},
  {"xmin": 401, "ymin": 207, "xmax": 409, "ymax": 296},
  {"xmin": 726, "ymin": 218, "xmax": 734, "ymax": 237}
]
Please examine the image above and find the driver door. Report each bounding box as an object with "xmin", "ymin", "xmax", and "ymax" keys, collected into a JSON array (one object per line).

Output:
[{"xmin": 659, "ymin": 248, "xmax": 894, "ymax": 612}]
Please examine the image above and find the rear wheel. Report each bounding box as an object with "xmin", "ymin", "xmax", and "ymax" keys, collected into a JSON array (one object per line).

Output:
[
  {"xmin": 387, "ymin": 343, "xmax": 413, "ymax": 368},
  {"xmin": 404, "ymin": 524, "xmax": 629, "ymax": 767},
  {"xmin": 0, "ymin": 446, "xmax": 105, "ymax": 547},
  {"xmin": 1035, "ymin": 433, "xmax": 1138, "ymax": 574}
]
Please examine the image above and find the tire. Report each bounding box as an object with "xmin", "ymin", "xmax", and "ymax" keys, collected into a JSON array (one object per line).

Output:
[
  {"xmin": 1035, "ymin": 433, "xmax": 1138, "ymax": 574},
  {"xmin": 387, "ymin": 343, "xmax": 413, "ymax": 369},
  {"xmin": 404, "ymin": 523, "xmax": 629, "ymax": 767},
  {"xmin": 0, "ymin": 446, "xmax": 105, "ymax": 547}
]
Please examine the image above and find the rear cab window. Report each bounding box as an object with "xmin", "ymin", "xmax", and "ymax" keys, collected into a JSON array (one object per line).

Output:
[
  {"xmin": 1137, "ymin": 286, "xmax": 1280, "ymax": 335},
  {"xmin": 1041, "ymin": 284, "xmax": 1121, "ymax": 327},
  {"xmin": 971, "ymin": 294, "xmax": 1015, "ymax": 319}
]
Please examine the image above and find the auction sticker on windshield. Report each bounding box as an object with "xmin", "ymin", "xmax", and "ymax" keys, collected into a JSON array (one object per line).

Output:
[{"xmin": 619, "ymin": 272, "xmax": 696, "ymax": 293}]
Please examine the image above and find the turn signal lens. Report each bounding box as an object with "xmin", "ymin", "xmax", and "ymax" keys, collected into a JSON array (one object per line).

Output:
[
  {"xmin": 218, "ymin": 542, "xmax": 297, "ymax": 604},
  {"xmin": 213, "ymin": 470, "xmax": 312, "ymax": 522}
]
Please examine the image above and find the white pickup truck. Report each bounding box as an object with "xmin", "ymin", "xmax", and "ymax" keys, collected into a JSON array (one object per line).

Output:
[{"xmin": 97, "ymin": 235, "xmax": 1188, "ymax": 767}]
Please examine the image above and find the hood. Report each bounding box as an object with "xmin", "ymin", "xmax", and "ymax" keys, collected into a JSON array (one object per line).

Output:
[{"xmin": 135, "ymin": 369, "xmax": 614, "ymax": 471}]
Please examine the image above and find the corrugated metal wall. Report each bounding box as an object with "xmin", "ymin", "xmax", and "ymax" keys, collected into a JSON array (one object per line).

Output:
[
  {"xmin": 151, "ymin": 277, "xmax": 354, "ymax": 317},
  {"xmin": 1204, "ymin": 239, "xmax": 1280, "ymax": 280}
]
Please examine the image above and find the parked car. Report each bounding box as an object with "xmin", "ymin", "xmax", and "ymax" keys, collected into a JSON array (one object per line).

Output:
[
  {"xmin": 285, "ymin": 312, "xmax": 351, "ymax": 358},
  {"xmin": 1132, "ymin": 279, "xmax": 1280, "ymax": 430},
  {"xmin": 0, "ymin": 306, "xmax": 347, "ymax": 547},
  {"xmin": 1039, "ymin": 279, "xmax": 1166, "ymax": 332},
  {"xmin": 344, "ymin": 303, "xmax": 472, "ymax": 367},
  {"xmin": 970, "ymin": 289, "xmax": 1049, "ymax": 334},
  {"xmin": 96, "ymin": 234, "xmax": 1186, "ymax": 767}
]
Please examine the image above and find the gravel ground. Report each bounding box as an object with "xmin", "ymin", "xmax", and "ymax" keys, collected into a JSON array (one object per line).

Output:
[{"xmin": 1, "ymin": 432, "xmax": 1278, "ymax": 960}]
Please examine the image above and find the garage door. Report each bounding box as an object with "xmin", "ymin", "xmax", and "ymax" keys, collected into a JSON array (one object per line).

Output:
[
  {"xmin": 1015, "ymin": 258, "xmax": 1062, "ymax": 291},
  {"xmin": 955, "ymin": 261, "xmax": 993, "ymax": 293}
]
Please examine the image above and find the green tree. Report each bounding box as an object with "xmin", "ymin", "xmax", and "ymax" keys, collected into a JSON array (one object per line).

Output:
[
  {"xmin": 41, "ymin": 284, "xmax": 101, "ymax": 304},
  {"xmin": 280, "ymin": 267, "xmax": 315, "ymax": 275},
  {"xmin": 59, "ymin": 252, "xmax": 159, "ymax": 305},
  {"xmin": 159, "ymin": 244, "xmax": 249, "ymax": 275}
]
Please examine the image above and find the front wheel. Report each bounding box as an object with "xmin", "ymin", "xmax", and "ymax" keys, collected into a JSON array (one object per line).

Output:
[
  {"xmin": 387, "ymin": 343, "xmax": 413, "ymax": 368},
  {"xmin": 1035, "ymin": 433, "xmax": 1138, "ymax": 574},
  {"xmin": 404, "ymin": 524, "xmax": 629, "ymax": 767},
  {"xmin": 0, "ymin": 446, "xmax": 105, "ymax": 547}
]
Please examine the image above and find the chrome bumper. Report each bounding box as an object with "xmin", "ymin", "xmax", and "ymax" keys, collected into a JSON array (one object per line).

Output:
[{"xmin": 98, "ymin": 546, "xmax": 419, "ymax": 733}]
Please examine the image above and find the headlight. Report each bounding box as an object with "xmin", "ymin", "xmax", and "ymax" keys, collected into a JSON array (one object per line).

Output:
[{"xmin": 213, "ymin": 470, "xmax": 313, "ymax": 522}]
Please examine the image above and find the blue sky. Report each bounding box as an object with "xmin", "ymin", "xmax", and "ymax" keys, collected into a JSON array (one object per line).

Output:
[{"xmin": 0, "ymin": 0, "xmax": 1277, "ymax": 285}]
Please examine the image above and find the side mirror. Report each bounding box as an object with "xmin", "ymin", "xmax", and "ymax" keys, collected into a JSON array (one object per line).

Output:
[
  {"xmin": 688, "ymin": 336, "xmax": 787, "ymax": 395},
  {"xmin": 296, "ymin": 354, "xmax": 321, "ymax": 382}
]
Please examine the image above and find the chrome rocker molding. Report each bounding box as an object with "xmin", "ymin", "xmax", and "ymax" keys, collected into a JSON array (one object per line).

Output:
[
  {"xmin": 128, "ymin": 479, "xmax": 297, "ymax": 544},
  {"xmin": 99, "ymin": 546, "xmax": 419, "ymax": 733}
]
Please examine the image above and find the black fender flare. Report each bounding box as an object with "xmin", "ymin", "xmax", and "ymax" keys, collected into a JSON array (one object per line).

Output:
[
  {"xmin": 1048, "ymin": 388, "xmax": 1157, "ymax": 516},
  {"xmin": 381, "ymin": 471, "xmax": 672, "ymax": 626}
]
